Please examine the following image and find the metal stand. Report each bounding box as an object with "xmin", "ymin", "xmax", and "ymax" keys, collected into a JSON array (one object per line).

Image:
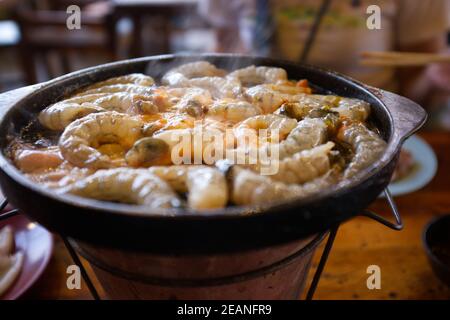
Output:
[
  {"xmin": 306, "ymin": 225, "xmax": 339, "ymax": 300},
  {"xmin": 305, "ymin": 188, "xmax": 403, "ymax": 299},
  {"xmin": 61, "ymin": 236, "xmax": 101, "ymax": 300},
  {"xmin": 0, "ymin": 199, "xmax": 19, "ymax": 221},
  {"xmin": 0, "ymin": 187, "xmax": 403, "ymax": 300}
]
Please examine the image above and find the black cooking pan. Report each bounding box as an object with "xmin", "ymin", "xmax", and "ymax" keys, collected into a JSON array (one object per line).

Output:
[{"xmin": 0, "ymin": 54, "xmax": 426, "ymax": 254}]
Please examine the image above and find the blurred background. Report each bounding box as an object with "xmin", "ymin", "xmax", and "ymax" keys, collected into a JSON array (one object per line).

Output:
[
  {"xmin": 0, "ymin": 0, "xmax": 449, "ymax": 129},
  {"xmin": 0, "ymin": 1, "xmax": 450, "ymax": 300}
]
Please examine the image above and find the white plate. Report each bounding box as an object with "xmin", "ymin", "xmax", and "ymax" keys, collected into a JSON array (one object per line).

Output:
[{"xmin": 381, "ymin": 135, "xmax": 437, "ymax": 197}]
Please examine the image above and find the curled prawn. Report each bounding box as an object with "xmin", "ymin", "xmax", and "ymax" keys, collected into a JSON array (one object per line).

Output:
[
  {"xmin": 59, "ymin": 111, "xmax": 144, "ymax": 169},
  {"xmin": 38, "ymin": 94, "xmax": 107, "ymax": 130}
]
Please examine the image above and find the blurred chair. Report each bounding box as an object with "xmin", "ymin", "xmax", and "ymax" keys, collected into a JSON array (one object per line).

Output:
[
  {"xmin": 111, "ymin": 0, "xmax": 198, "ymax": 57},
  {"xmin": 15, "ymin": 0, "xmax": 117, "ymax": 84},
  {"xmin": 0, "ymin": 20, "xmax": 21, "ymax": 90}
]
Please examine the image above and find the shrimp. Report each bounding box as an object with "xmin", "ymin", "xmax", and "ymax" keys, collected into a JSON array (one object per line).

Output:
[
  {"xmin": 230, "ymin": 118, "xmax": 331, "ymax": 170},
  {"xmin": 59, "ymin": 112, "xmax": 144, "ymax": 169},
  {"xmin": 257, "ymin": 81, "xmax": 312, "ymax": 95},
  {"xmin": 92, "ymin": 92, "xmax": 167, "ymax": 115},
  {"xmin": 25, "ymin": 164, "xmax": 94, "ymax": 189},
  {"xmin": 245, "ymin": 85, "xmax": 288, "ymax": 113},
  {"xmin": 152, "ymin": 118, "xmax": 232, "ymax": 165},
  {"xmin": 207, "ymin": 99, "xmax": 262, "ymax": 123},
  {"xmin": 275, "ymin": 100, "xmax": 322, "ymax": 120},
  {"xmin": 330, "ymin": 97, "xmax": 370, "ymax": 122},
  {"xmin": 162, "ymin": 61, "xmax": 226, "ymax": 86},
  {"xmin": 149, "ymin": 165, "xmax": 228, "ymax": 209},
  {"xmin": 294, "ymin": 94, "xmax": 370, "ymax": 122},
  {"xmin": 337, "ymin": 122, "xmax": 386, "ymax": 178},
  {"xmin": 265, "ymin": 142, "xmax": 335, "ymax": 184},
  {"xmin": 247, "ymin": 86, "xmax": 334, "ymax": 116},
  {"xmin": 74, "ymin": 84, "xmax": 155, "ymax": 97},
  {"xmin": 39, "ymin": 94, "xmax": 108, "ymax": 130},
  {"xmin": 171, "ymin": 88, "xmax": 213, "ymax": 117},
  {"xmin": 188, "ymin": 77, "xmax": 242, "ymax": 99},
  {"xmin": 277, "ymin": 118, "xmax": 329, "ymax": 159},
  {"xmin": 12, "ymin": 146, "xmax": 63, "ymax": 173},
  {"xmin": 234, "ymin": 114, "xmax": 297, "ymax": 146},
  {"xmin": 142, "ymin": 112, "xmax": 197, "ymax": 136},
  {"xmin": 59, "ymin": 168, "xmax": 180, "ymax": 209},
  {"xmin": 230, "ymin": 166, "xmax": 338, "ymax": 205},
  {"xmin": 227, "ymin": 65, "xmax": 287, "ymax": 86},
  {"xmin": 39, "ymin": 92, "xmax": 164, "ymax": 130},
  {"xmin": 81, "ymin": 73, "xmax": 155, "ymax": 91}
]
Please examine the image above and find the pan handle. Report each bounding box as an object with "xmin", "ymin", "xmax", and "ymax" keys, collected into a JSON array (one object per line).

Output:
[
  {"xmin": 365, "ymin": 86, "xmax": 427, "ymax": 143},
  {"xmin": 361, "ymin": 188, "xmax": 403, "ymax": 231}
]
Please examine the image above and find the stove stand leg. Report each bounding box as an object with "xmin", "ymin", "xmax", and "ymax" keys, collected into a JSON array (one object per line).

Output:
[
  {"xmin": 305, "ymin": 224, "xmax": 339, "ymax": 300},
  {"xmin": 0, "ymin": 199, "xmax": 19, "ymax": 221},
  {"xmin": 62, "ymin": 236, "xmax": 101, "ymax": 300}
]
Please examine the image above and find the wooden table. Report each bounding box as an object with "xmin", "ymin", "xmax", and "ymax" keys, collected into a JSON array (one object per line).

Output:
[{"xmin": 6, "ymin": 131, "xmax": 450, "ymax": 299}]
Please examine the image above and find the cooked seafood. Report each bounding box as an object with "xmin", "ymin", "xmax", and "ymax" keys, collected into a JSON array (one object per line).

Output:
[
  {"xmin": 264, "ymin": 142, "xmax": 335, "ymax": 184},
  {"xmin": 231, "ymin": 166, "xmax": 338, "ymax": 205},
  {"xmin": 149, "ymin": 165, "xmax": 228, "ymax": 209},
  {"xmin": 337, "ymin": 122, "xmax": 386, "ymax": 178},
  {"xmin": 277, "ymin": 118, "xmax": 329, "ymax": 159},
  {"xmin": 245, "ymin": 85, "xmax": 287, "ymax": 113},
  {"xmin": 171, "ymin": 88, "xmax": 213, "ymax": 117},
  {"xmin": 60, "ymin": 168, "xmax": 180, "ymax": 208},
  {"xmin": 8, "ymin": 62, "xmax": 387, "ymax": 212},
  {"xmin": 13, "ymin": 146, "xmax": 64, "ymax": 173},
  {"xmin": 152, "ymin": 118, "xmax": 231, "ymax": 165},
  {"xmin": 234, "ymin": 114, "xmax": 297, "ymax": 146},
  {"xmin": 39, "ymin": 92, "xmax": 166, "ymax": 130},
  {"xmin": 162, "ymin": 61, "xmax": 226, "ymax": 86},
  {"xmin": 188, "ymin": 77, "xmax": 241, "ymax": 99},
  {"xmin": 227, "ymin": 65, "xmax": 287, "ymax": 86},
  {"xmin": 82, "ymin": 73, "xmax": 154, "ymax": 90},
  {"xmin": 207, "ymin": 99, "xmax": 262, "ymax": 123},
  {"xmin": 38, "ymin": 93, "xmax": 107, "ymax": 130},
  {"xmin": 59, "ymin": 111, "xmax": 143, "ymax": 169},
  {"xmin": 275, "ymin": 95, "xmax": 370, "ymax": 122}
]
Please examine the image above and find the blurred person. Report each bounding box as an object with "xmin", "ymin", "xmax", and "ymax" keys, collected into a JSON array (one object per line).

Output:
[{"xmin": 199, "ymin": 0, "xmax": 450, "ymax": 105}]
